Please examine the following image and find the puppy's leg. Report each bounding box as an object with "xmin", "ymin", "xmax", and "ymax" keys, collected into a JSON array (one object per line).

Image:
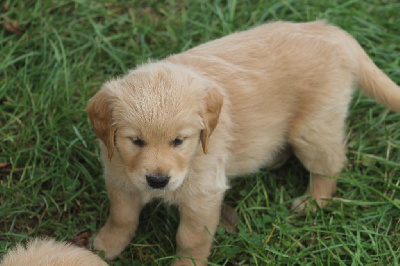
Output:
[
  {"xmin": 270, "ymin": 145, "xmax": 293, "ymax": 169},
  {"xmin": 94, "ymin": 179, "xmax": 143, "ymax": 260},
  {"xmin": 290, "ymin": 109, "xmax": 347, "ymax": 212},
  {"xmin": 174, "ymin": 192, "xmax": 224, "ymax": 266},
  {"xmin": 292, "ymin": 173, "xmax": 340, "ymax": 212}
]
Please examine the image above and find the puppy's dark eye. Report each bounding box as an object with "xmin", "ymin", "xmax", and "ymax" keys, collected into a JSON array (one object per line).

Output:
[
  {"xmin": 172, "ymin": 138, "xmax": 183, "ymax": 147},
  {"xmin": 132, "ymin": 138, "xmax": 145, "ymax": 147}
]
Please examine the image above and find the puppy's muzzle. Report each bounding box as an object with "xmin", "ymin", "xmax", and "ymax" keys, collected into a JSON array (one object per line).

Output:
[{"xmin": 146, "ymin": 173, "xmax": 170, "ymax": 189}]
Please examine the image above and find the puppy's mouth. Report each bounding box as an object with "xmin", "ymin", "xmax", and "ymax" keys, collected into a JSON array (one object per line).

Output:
[{"xmin": 145, "ymin": 182, "xmax": 178, "ymax": 192}]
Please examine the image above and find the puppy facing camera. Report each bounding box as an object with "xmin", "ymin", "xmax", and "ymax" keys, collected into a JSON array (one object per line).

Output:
[{"xmin": 86, "ymin": 21, "xmax": 400, "ymax": 265}]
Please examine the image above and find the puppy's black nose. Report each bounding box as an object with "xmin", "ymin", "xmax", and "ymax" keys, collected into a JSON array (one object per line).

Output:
[{"xmin": 146, "ymin": 174, "xmax": 170, "ymax": 189}]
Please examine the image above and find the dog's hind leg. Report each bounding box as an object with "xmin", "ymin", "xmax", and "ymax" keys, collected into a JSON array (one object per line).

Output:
[
  {"xmin": 289, "ymin": 102, "xmax": 348, "ymax": 212},
  {"xmin": 270, "ymin": 145, "xmax": 293, "ymax": 170}
]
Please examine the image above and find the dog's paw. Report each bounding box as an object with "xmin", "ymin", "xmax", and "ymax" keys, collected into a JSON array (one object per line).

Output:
[
  {"xmin": 292, "ymin": 197, "xmax": 313, "ymax": 213},
  {"xmin": 292, "ymin": 197, "xmax": 330, "ymax": 213},
  {"xmin": 93, "ymin": 225, "xmax": 132, "ymax": 260}
]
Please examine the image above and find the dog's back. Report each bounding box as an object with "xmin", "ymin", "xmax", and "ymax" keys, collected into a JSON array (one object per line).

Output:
[{"xmin": 167, "ymin": 21, "xmax": 400, "ymax": 176}]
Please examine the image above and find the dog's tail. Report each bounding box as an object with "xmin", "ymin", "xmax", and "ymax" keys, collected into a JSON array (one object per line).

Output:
[{"xmin": 356, "ymin": 43, "xmax": 400, "ymax": 112}]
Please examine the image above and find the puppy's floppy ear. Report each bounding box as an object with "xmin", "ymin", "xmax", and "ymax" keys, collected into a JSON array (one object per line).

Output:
[
  {"xmin": 86, "ymin": 83, "xmax": 117, "ymax": 160},
  {"xmin": 200, "ymin": 88, "xmax": 223, "ymax": 154}
]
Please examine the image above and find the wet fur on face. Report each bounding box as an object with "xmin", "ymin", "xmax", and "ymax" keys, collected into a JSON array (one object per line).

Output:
[{"xmin": 86, "ymin": 21, "xmax": 400, "ymax": 265}]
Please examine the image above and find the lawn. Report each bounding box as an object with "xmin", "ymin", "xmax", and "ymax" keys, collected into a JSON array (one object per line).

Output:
[{"xmin": 0, "ymin": 0, "xmax": 399, "ymax": 265}]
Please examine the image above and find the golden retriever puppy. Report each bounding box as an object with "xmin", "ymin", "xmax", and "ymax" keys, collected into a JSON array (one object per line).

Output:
[
  {"xmin": 86, "ymin": 21, "xmax": 400, "ymax": 265},
  {"xmin": 0, "ymin": 238, "xmax": 107, "ymax": 266}
]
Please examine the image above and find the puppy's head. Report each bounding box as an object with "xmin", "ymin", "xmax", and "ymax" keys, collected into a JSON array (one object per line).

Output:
[{"xmin": 86, "ymin": 62, "xmax": 223, "ymax": 191}]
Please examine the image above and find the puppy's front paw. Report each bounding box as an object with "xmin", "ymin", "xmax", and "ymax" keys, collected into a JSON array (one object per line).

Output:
[{"xmin": 93, "ymin": 225, "xmax": 133, "ymax": 260}]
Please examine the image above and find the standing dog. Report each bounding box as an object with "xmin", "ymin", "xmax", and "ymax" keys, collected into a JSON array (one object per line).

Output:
[{"xmin": 86, "ymin": 21, "xmax": 400, "ymax": 265}]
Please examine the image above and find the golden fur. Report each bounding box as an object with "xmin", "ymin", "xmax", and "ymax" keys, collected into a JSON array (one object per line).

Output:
[
  {"xmin": 0, "ymin": 239, "xmax": 107, "ymax": 266},
  {"xmin": 86, "ymin": 21, "xmax": 400, "ymax": 265}
]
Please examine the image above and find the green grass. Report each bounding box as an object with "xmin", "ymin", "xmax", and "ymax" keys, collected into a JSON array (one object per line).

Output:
[{"xmin": 1, "ymin": 0, "xmax": 399, "ymax": 265}]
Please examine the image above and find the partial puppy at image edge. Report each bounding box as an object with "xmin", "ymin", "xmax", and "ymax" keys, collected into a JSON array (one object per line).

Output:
[{"xmin": 0, "ymin": 238, "xmax": 107, "ymax": 266}]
